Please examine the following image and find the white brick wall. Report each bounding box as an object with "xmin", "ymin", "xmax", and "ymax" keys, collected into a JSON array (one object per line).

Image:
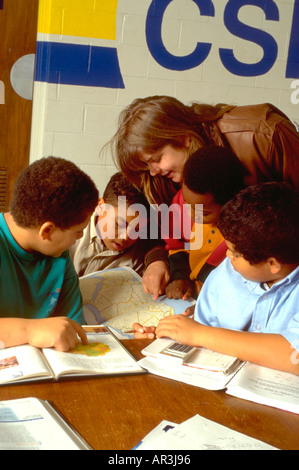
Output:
[{"xmin": 30, "ymin": 0, "xmax": 299, "ymax": 194}]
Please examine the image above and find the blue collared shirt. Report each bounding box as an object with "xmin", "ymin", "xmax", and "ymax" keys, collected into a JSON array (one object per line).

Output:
[{"xmin": 194, "ymin": 258, "xmax": 299, "ymax": 351}]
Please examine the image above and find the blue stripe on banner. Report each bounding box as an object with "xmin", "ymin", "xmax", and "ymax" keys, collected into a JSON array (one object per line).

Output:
[
  {"xmin": 35, "ymin": 41, "xmax": 125, "ymax": 89},
  {"xmin": 0, "ymin": 1, "xmax": 3, "ymax": 10}
]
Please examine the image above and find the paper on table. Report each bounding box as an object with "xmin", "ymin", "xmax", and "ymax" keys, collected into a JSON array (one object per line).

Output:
[
  {"xmin": 135, "ymin": 414, "xmax": 277, "ymax": 450},
  {"xmin": 0, "ymin": 398, "xmax": 90, "ymax": 450},
  {"xmin": 80, "ymin": 267, "xmax": 194, "ymax": 338},
  {"xmin": 133, "ymin": 420, "xmax": 177, "ymax": 450},
  {"xmin": 138, "ymin": 356, "xmax": 239, "ymax": 391}
]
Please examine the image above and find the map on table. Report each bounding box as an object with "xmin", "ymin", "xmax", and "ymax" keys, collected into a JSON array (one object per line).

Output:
[{"xmin": 79, "ymin": 267, "xmax": 194, "ymax": 338}]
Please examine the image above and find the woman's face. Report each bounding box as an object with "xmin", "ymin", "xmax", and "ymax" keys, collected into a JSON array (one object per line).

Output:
[{"xmin": 141, "ymin": 144, "xmax": 189, "ymax": 183}]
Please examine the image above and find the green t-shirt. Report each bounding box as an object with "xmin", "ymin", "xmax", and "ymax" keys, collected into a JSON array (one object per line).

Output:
[{"xmin": 0, "ymin": 213, "xmax": 84, "ymax": 324}]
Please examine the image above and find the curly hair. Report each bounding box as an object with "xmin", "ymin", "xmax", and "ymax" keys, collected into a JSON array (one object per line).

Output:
[
  {"xmin": 218, "ymin": 182, "xmax": 299, "ymax": 265},
  {"xmin": 10, "ymin": 157, "xmax": 99, "ymax": 229},
  {"xmin": 183, "ymin": 145, "xmax": 247, "ymax": 205},
  {"xmin": 103, "ymin": 172, "xmax": 149, "ymax": 210}
]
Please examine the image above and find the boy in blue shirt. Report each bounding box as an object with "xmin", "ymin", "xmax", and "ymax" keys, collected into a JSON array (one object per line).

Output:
[
  {"xmin": 138, "ymin": 182, "xmax": 299, "ymax": 375},
  {"xmin": 0, "ymin": 157, "xmax": 98, "ymax": 352}
]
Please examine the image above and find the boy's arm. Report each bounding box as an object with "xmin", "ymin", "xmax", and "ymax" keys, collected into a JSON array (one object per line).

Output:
[
  {"xmin": 0, "ymin": 317, "xmax": 87, "ymax": 351},
  {"xmin": 155, "ymin": 315, "xmax": 299, "ymax": 375},
  {"xmin": 53, "ymin": 252, "xmax": 85, "ymax": 324},
  {"xmin": 0, "ymin": 254, "xmax": 87, "ymax": 351}
]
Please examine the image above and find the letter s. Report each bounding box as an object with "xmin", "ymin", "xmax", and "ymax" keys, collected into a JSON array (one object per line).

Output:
[
  {"xmin": 219, "ymin": 0, "xmax": 279, "ymax": 76},
  {"xmin": 286, "ymin": 0, "xmax": 299, "ymax": 78},
  {"xmin": 146, "ymin": 0, "xmax": 215, "ymax": 71}
]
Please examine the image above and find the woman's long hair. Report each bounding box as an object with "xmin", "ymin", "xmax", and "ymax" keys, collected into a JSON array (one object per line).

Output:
[{"xmin": 108, "ymin": 95, "xmax": 233, "ymax": 205}]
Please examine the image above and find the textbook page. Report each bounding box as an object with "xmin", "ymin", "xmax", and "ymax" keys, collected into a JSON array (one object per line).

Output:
[
  {"xmin": 79, "ymin": 267, "xmax": 194, "ymax": 338},
  {"xmin": 0, "ymin": 398, "xmax": 90, "ymax": 450},
  {"xmin": 42, "ymin": 326, "xmax": 143, "ymax": 378},
  {"xmin": 0, "ymin": 344, "xmax": 51, "ymax": 384},
  {"xmin": 226, "ymin": 362, "xmax": 299, "ymax": 414},
  {"xmin": 139, "ymin": 338, "xmax": 242, "ymax": 390},
  {"xmin": 0, "ymin": 326, "xmax": 143, "ymax": 385},
  {"xmin": 133, "ymin": 420, "xmax": 177, "ymax": 450},
  {"xmin": 135, "ymin": 414, "xmax": 277, "ymax": 450},
  {"xmin": 142, "ymin": 338, "xmax": 241, "ymax": 372},
  {"xmin": 138, "ymin": 356, "xmax": 238, "ymax": 391}
]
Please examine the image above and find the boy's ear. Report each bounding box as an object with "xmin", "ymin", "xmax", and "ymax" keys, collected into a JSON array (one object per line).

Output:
[
  {"xmin": 39, "ymin": 222, "xmax": 56, "ymax": 240},
  {"xmin": 267, "ymin": 257, "xmax": 282, "ymax": 275}
]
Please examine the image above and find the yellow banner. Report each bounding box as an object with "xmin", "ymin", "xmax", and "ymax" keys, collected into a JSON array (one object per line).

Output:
[{"xmin": 37, "ymin": 0, "xmax": 118, "ymax": 40}]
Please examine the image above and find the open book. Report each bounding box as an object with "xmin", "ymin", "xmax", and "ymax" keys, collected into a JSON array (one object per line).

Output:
[
  {"xmin": 139, "ymin": 338, "xmax": 299, "ymax": 414},
  {"xmin": 0, "ymin": 397, "xmax": 91, "ymax": 450},
  {"xmin": 0, "ymin": 326, "xmax": 144, "ymax": 385},
  {"xmin": 79, "ymin": 267, "xmax": 194, "ymax": 338},
  {"xmin": 226, "ymin": 362, "xmax": 299, "ymax": 414}
]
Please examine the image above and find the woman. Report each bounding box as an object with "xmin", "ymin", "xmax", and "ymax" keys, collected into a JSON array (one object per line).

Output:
[
  {"xmin": 109, "ymin": 96, "xmax": 299, "ymax": 298},
  {"xmin": 111, "ymin": 96, "xmax": 299, "ymax": 204}
]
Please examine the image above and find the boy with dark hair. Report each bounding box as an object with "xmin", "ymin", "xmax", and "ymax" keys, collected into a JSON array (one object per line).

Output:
[
  {"xmin": 102, "ymin": 171, "xmax": 147, "ymax": 207},
  {"xmin": 183, "ymin": 145, "xmax": 247, "ymax": 206},
  {"xmin": 70, "ymin": 172, "xmax": 153, "ymax": 276},
  {"xmin": 217, "ymin": 182, "xmax": 298, "ymax": 266},
  {"xmin": 154, "ymin": 182, "xmax": 299, "ymax": 375},
  {"xmin": 0, "ymin": 157, "xmax": 99, "ymax": 351},
  {"xmin": 165, "ymin": 145, "xmax": 246, "ymax": 300}
]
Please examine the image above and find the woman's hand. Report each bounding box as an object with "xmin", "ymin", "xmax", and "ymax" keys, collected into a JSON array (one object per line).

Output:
[{"xmin": 142, "ymin": 260, "xmax": 170, "ymax": 300}]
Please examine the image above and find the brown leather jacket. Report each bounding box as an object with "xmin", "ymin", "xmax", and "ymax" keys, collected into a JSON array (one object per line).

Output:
[{"xmin": 214, "ymin": 103, "xmax": 299, "ymax": 189}]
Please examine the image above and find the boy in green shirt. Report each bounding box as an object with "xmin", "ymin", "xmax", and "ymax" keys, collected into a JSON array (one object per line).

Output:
[{"xmin": 0, "ymin": 157, "xmax": 98, "ymax": 351}]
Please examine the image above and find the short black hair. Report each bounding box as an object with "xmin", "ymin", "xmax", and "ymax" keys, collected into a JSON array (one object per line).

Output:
[
  {"xmin": 103, "ymin": 172, "xmax": 149, "ymax": 209},
  {"xmin": 10, "ymin": 157, "xmax": 99, "ymax": 229},
  {"xmin": 183, "ymin": 145, "xmax": 247, "ymax": 205},
  {"xmin": 218, "ymin": 182, "xmax": 299, "ymax": 265}
]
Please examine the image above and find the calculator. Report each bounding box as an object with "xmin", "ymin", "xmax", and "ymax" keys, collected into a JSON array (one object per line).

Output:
[{"xmin": 157, "ymin": 342, "xmax": 197, "ymax": 364}]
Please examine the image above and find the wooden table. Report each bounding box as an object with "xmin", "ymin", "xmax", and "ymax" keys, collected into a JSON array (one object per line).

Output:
[{"xmin": 1, "ymin": 339, "xmax": 299, "ymax": 450}]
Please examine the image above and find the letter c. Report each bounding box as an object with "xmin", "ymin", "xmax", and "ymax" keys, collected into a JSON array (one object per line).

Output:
[{"xmin": 146, "ymin": 0, "xmax": 215, "ymax": 71}]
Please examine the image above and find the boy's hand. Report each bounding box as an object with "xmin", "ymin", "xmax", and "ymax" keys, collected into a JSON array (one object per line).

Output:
[
  {"xmin": 26, "ymin": 317, "xmax": 88, "ymax": 352},
  {"xmin": 132, "ymin": 322, "xmax": 156, "ymax": 339},
  {"xmin": 165, "ymin": 279, "xmax": 194, "ymax": 300},
  {"xmin": 155, "ymin": 314, "xmax": 200, "ymax": 347},
  {"xmin": 131, "ymin": 308, "xmax": 194, "ymax": 340},
  {"xmin": 142, "ymin": 260, "xmax": 170, "ymax": 300},
  {"xmin": 184, "ymin": 305, "xmax": 195, "ymax": 317}
]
